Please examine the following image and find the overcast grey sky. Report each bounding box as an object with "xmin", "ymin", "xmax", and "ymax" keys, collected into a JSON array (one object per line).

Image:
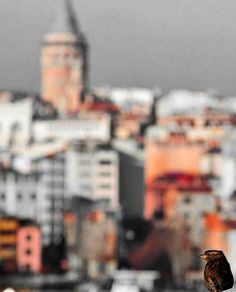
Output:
[{"xmin": 0, "ymin": 0, "xmax": 236, "ymax": 95}]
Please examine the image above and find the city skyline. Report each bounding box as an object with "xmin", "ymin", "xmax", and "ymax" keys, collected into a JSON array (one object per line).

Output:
[
  {"xmin": 2, "ymin": 1, "xmax": 236, "ymax": 286},
  {"xmin": 0, "ymin": 0, "xmax": 236, "ymax": 95}
]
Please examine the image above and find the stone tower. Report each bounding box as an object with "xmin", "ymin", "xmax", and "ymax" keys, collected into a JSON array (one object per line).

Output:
[{"xmin": 41, "ymin": 0, "xmax": 88, "ymax": 116}]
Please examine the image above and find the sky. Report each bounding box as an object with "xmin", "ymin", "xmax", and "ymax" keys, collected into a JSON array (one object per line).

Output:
[{"xmin": 0, "ymin": 0, "xmax": 236, "ymax": 95}]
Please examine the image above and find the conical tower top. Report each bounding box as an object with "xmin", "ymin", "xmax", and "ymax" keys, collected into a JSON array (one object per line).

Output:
[{"xmin": 50, "ymin": 0, "xmax": 80, "ymax": 35}]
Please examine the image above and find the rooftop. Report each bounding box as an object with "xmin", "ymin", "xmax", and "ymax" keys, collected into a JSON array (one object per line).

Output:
[
  {"xmin": 149, "ymin": 172, "xmax": 212, "ymax": 192},
  {"xmin": 49, "ymin": 0, "xmax": 82, "ymax": 35}
]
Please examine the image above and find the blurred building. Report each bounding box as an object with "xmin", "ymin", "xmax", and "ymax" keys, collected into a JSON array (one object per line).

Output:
[
  {"xmin": 94, "ymin": 86, "xmax": 160, "ymax": 139},
  {"xmin": 113, "ymin": 139, "xmax": 144, "ymax": 217},
  {"xmin": 203, "ymin": 213, "xmax": 236, "ymax": 278},
  {"xmin": 79, "ymin": 211, "xmax": 117, "ymax": 278},
  {"xmin": 221, "ymin": 132, "xmax": 236, "ymax": 198},
  {"xmin": 0, "ymin": 215, "xmax": 18, "ymax": 273},
  {"xmin": 0, "ymin": 98, "xmax": 32, "ymax": 149},
  {"xmin": 36, "ymin": 150, "xmax": 66, "ymax": 245},
  {"xmin": 66, "ymin": 143, "xmax": 119, "ymax": 210},
  {"xmin": 142, "ymin": 90, "xmax": 236, "ymax": 285},
  {"xmin": 0, "ymin": 141, "xmax": 67, "ymax": 246},
  {"xmin": 144, "ymin": 123, "xmax": 225, "ymax": 218},
  {"xmin": 33, "ymin": 112, "xmax": 111, "ymax": 143},
  {"xmin": 17, "ymin": 220, "xmax": 42, "ymax": 273},
  {"xmin": 95, "ymin": 87, "xmax": 156, "ymax": 112},
  {"xmin": 0, "ymin": 170, "xmax": 39, "ymax": 219},
  {"xmin": 41, "ymin": 0, "xmax": 88, "ymax": 116}
]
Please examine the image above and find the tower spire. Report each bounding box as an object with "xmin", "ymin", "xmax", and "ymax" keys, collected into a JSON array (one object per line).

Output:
[{"xmin": 50, "ymin": 0, "xmax": 80, "ymax": 35}]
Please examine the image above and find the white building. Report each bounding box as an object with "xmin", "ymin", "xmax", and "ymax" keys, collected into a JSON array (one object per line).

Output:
[
  {"xmin": 0, "ymin": 98, "xmax": 32, "ymax": 148},
  {"xmin": 175, "ymin": 193, "xmax": 216, "ymax": 245},
  {"xmin": 0, "ymin": 141, "xmax": 68, "ymax": 246},
  {"xmin": 159, "ymin": 90, "xmax": 219, "ymax": 117},
  {"xmin": 221, "ymin": 132, "xmax": 236, "ymax": 198},
  {"xmin": 65, "ymin": 144, "xmax": 119, "ymax": 210},
  {"xmin": 94, "ymin": 86, "xmax": 158, "ymax": 111},
  {"xmin": 36, "ymin": 151, "xmax": 66, "ymax": 245},
  {"xmin": 0, "ymin": 170, "xmax": 38, "ymax": 219},
  {"xmin": 33, "ymin": 112, "xmax": 111, "ymax": 143}
]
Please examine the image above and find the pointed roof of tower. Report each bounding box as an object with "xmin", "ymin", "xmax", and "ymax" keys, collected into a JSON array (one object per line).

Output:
[{"xmin": 50, "ymin": 0, "xmax": 80, "ymax": 35}]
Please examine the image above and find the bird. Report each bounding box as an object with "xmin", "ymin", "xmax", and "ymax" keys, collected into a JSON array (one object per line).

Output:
[{"xmin": 200, "ymin": 250, "xmax": 234, "ymax": 292}]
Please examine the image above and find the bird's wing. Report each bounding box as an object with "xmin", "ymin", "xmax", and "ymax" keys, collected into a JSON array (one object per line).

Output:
[
  {"xmin": 218, "ymin": 261, "xmax": 234, "ymax": 289},
  {"xmin": 207, "ymin": 276, "xmax": 219, "ymax": 292},
  {"xmin": 205, "ymin": 261, "xmax": 221, "ymax": 292}
]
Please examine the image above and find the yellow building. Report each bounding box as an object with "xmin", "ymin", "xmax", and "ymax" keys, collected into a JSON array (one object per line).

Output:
[{"xmin": 0, "ymin": 216, "xmax": 18, "ymax": 273}]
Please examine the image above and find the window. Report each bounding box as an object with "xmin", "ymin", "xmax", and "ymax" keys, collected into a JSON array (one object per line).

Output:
[
  {"xmin": 100, "ymin": 172, "xmax": 111, "ymax": 177},
  {"xmin": 81, "ymin": 184, "xmax": 91, "ymax": 191},
  {"xmin": 184, "ymin": 197, "xmax": 192, "ymax": 204},
  {"xmin": 80, "ymin": 160, "xmax": 90, "ymax": 165},
  {"xmin": 31, "ymin": 193, "xmax": 36, "ymax": 200},
  {"xmin": 26, "ymin": 234, "xmax": 32, "ymax": 241},
  {"xmin": 24, "ymin": 264, "xmax": 31, "ymax": 272},
  {"xmin": 2, "ymin": 173, "xmax": 6, "ymax": 182},
  {"xmin": 25, "ymin": 249, "xmax": 32, "ymax": 255},
  {"xmin": 15, "ymin": 174, "xmax": 19, "ymax": 182},
  {"xmin": 184, "ymin": 212, "xmax": 190, "ymax": 219},
  {"xmin": 80, "ymin": 172, "xmax": 90, "ymax": 177},
  {"xmin": 99, "ymin": 160, "xmax": 112, "ymax": 165},
  {"xmin": 99, "ymin": 184, "xmax": 111, "ymax": 189},
  {"xmin": 0, "ymin": 193, "xmax": 5, "ymax": 200},
  {"xmin": 11, "ymin": 122, "xmax": 21, "ymax": 133},
  {"xmin": 17, "ymin": 193, "xmax": 22, "ymax": 200}
]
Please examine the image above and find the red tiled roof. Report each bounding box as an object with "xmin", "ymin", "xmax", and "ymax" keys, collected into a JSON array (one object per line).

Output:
[
  {"xmin": 148, "ymin": 172, "xmax": 212, "ymax": 192},
  {"xmin": 87, "ymin": 101, "xmax": 119, "ymax": 113}
]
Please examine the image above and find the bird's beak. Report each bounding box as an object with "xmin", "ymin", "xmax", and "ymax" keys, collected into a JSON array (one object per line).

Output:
[{"xmin": 200, "ymin": 254, "xmax": 207, "ymax": 260}]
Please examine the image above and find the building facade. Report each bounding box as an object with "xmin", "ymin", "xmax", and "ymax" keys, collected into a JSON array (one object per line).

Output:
[
  {"xmin": 66, "ymin": 144, "xmax": 119, "ymax": 210},
  {"xmin": 17, "ymin": 222, "xmax": 42, "ymax": 273},
  {"xmin": 0, "ymin": 144, "xmax": 67, "ymax": 246}
]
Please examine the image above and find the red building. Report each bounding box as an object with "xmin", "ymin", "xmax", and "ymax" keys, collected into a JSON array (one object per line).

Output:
[{"xmin": 17, "ymin": 221, "xmax": 42, "ymax": 273}]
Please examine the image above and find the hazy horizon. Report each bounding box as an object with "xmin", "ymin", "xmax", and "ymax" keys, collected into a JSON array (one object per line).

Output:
[{"xmin": 1, "ymin": 0, "xmax": 236, "ymax": 96}]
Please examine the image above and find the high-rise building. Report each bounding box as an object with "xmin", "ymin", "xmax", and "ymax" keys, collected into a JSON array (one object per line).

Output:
[
  {"xmin": 66, "ymin": 144, "xmax": 119, "ymax": 211},
  {"xmin": 41, "ymin": 0, "xmax": 88, "ymax": 116}
]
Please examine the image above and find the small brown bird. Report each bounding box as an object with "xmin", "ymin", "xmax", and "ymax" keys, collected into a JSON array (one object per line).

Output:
[{"xmin": 200, "ymin": 250, "xmax": 234, "ymax": 292}]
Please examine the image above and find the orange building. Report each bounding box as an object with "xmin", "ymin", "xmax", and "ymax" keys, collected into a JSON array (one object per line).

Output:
[
  {"xmin": 144, "ymin": 123, "xmax": 224, "ymax": 219},
  {"xmin": 41, "ymin": 0, "xmax": 88, "ymax": 115},
  {"xmin": 203, "ymin": 213, "xmax": 229, "ymax": 254},
  {"xmin": 17, "ymin": 222, "xmax": 42, "ymax": 273},
  {"xmin": 145, "ymin": 128, "xmax": 206, "ymax": 219},
  {"xmin": 203, "ymin": 214, "xmax": 236, "ymax": 277}
]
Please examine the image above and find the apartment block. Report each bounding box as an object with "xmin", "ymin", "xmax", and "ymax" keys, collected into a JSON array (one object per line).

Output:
[{"xmin": 66, "ymin": 144, "xmax": 119, "ymax": 210}]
